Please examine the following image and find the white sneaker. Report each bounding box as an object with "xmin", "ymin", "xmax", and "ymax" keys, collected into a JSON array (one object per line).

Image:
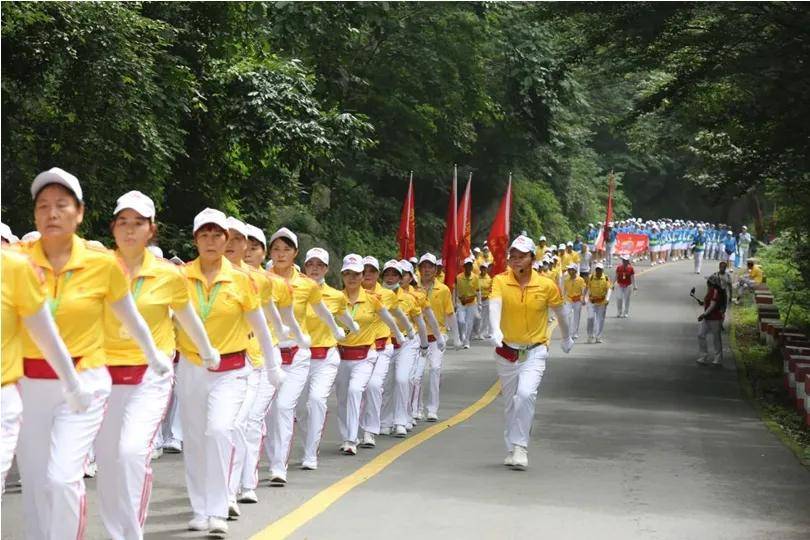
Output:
[
  {"xmin": 163, "ymin": 439, "xmax": 183, "ymax": 453},
  {"xmin": 359, "ymin": 432, "xmax": 376, "ymax": 448},
  {"xmin": 84, "ymin": 461, "xmax": 97, "ymax": 478},
  {"xmin": 463, "ymin": 343, "xmax": 470, "ymax": 349},
  {"xmin": 394, "ymin": 425, "xmax": 407, "ymax": 438},
  {"xmin": 340, "ymin": 442, "xmax": 357, "ymax": 456},
  {"xmin": 188, "ymin": 515, "xmax": 208, "ymax": 531},
  {"xmin": 269, "ymin": 470, "xmax": 287, "ymax": 485},
  {"xmin": 572, "ymin": 334, "xmax": 579, "ymax": 340},
  {"xmin": 511, "ymin": 445, "xmax": 528, "ymax": 470},
  {"xmin": 238, "ymin": 489, "xmax": 258, "ymax": 503},
  {"xmin": 426, "ymin": 412, "xmax": 438, "ymax": 422},
  {"xmin": 696, "ymin": 356, "xmax": 708, "ymax": 365},
  {"xmin": 405, "ymin": 423, "xmax": 413, "ymax": 432},
  {"xmin": 380, "ymin": 426, "xmax": 392, "ymax": 436},
  {"xmin": 595, "ymin": 337, "xmax": 603, "ymax": 344},
  {"xmin": 413, "ymin": 411, "xmax": 423, "ymax": 421},
  {"xmin": 151, "ymin": 447, "xmax": 163, "ymax": 460},
  {"xmin": 711, "ymin": 358, "xmax": 722, "ymax": 367},
  {"xmin": 504, "ymin": 450, "xmax": 515, "ymax": 467},
  {"xmin": 208, "ymin": 517, "xmax": 228, "ymax": 536},
  {"xmin": 228, "ymin": 500, "xmax": 240, "ymax": 519},
  {"xmin": 301, "ymin": 460, "xmax": 318, "ymax": 471}
]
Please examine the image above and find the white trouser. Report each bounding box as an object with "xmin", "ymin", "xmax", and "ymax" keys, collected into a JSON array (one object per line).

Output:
[
  {"xmin": 96, "ymin": 366, "xmax": 173, "ymax": 540},
  {"xmin": 297, "ymin": 347, "xmax": 340, "ymax": 464},
  {"xmin": 17, "ymin": 367, "xmax": 112, "ymax": 540},
  {"xmin": 418, "ymin": 337, "xmax": 445, "ymax": 417},
  {"xmin": 698, "ymin": 320, "xmax": 723, "ymax": 363},
  {"xmin": 360, "ymin": 343, "xmax": 394, "ymax": 435},
  {"xmin": 228, "ymin": 363, "xmax": 260, "ymax": 502},
  {"xmin": 479, "ymin": 299, "xmax": 491, "ymax": 338},
  {"xmin": 265, "ymin": 348, "xmax": 311, "ymax": 476},
  {"xmin": 495, "ymin": 345, "xmax": 548, "ymax": 451},
  {"xmin": 615, "ymin": 286, "xmax": 632, "ymax": 317},
  {"xmin": 1, "ymin": 384, "xmax": 23, "ymax": 492},
  {"xmin": 154, "ymin": 382, "xmax": 182, "ymax": 449},
  {"xmin": 335, "ymin": 350, "xmax": 377, "ymax": 444},
  {"xmin": 410, "ymin": 341, "xmax": 427, "ymax": 419},
  {"xmin": 694, "ymin": 251, "xmax": 703, "ymax": 273},
  {"xmin": 177, "ymin": 357, "xmax": 246, "ymax": 520},
  {"xmin": 240, "ymin": 353, "xmax": 279, "ymax": 491},
  {"xmin": 739, "ymin": 248, "xmax": 749, "ymax": 269},
  {"xmin": 566, "ymin": 301, "xmax": 583, "ymax": 336},
  {"xmin": 381, "ymin": 338, "xmax": 420, "ymax": 429},
  {"xmin": 587, "ymin": 303, "xmax": 607, "ymax": 338},
  {"xmin": 458, "ymin": 303, "xmax": 477, "ymax": 347}
]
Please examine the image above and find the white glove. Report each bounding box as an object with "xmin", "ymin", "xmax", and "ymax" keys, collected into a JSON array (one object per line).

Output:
[
  {"xmin": 148, "ymin": 351, "xmax": 173, "ymax": 377},
  {"xmin": 63, "ymin": 384, "xmax": 93, "ymax": 414},
  {"xmin": 279, "ymin": 324, "xmax": 291, "ymax": 340},
  {"xmin": 490, "ymin": 330, "xmax": 504, "ymax": 348},
  {"xmin": 267, "ymin": 365, "xmax": 286, "ymax": 387},
  {"xmin": 406, "ymin": 326, "xmax": 415, "ymax": 340},
  {"xmin": 201, "ymin": 349, "xmax": 221, "ymax": 370},
  {"xmin": 333, "ymin": 328, "xmax": 345, "ymax": 342},
  {"xmin": 561, "ymin": 336, "xmax": 574, "ymax": 354},
  {"xmin": 436, "ymin": 335, "xmax": 447, "ymax": 353}
]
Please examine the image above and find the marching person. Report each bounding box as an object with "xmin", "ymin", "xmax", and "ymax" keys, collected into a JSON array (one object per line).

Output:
[
  {"xmin": 455, "ymin": 256, "xmax": 480, "ymax": 349},
  {"xmin": 738, "ymin": 226, "xmax": 753, "ymax": 268},
  {"xmin": 17, "ymin": 168, "xmax": 172, "ymax": 540},
  {"xmin": 476, "ymin": 262, "xmax": 493, "ymax": 340},
  {"xmin": 696, "ymin": 275, "xmax": 727, "ymax": 366},
  {"xmin": 99, "ymin": 191, "xmax": 221, "ymax": 540},
  {"xmin": 586, "ymin": 262, "xmax": 612, "ymax": 343},
  {"xmin": 335, "ymin": 255, "xmax": 403, "ymax": 455},
  {"xmin": 297, "ymin": 248, "xmax": 358, "ymax": 470},
  {"xmin": 488, "ymin": 235, "xmax": 573, "ymax": 470},
  {"xmin": 265, "ymin": 227, "xmax": 344, "ymax": 486},
  {"xmin": 416, "ymin": 253, "xmax": 460, "ymax": 422},
  {"xmin": 605, "ymin": 223, "xmax": 617, "ymax": 268},
  {"xmin": 691, "ymin": 226, "xmax": 706, "ymax": 274},
  {"xmin": 612, "ymin": 254, "xmax": 637, "ymax": 318},
  {"xmin": 176, "ymin": 208, "xmax": 284, "ymax": 536},
  {"xmin": 578, "ymin": 243, "xmax": 593, "ymax": 280},
  {"xmin": 563, "ymin": 263, "xmax": 587, "ymax": 340},
  {"xmin": 722, "ymin": 230, "xmax": 737, "ymax": 265}
]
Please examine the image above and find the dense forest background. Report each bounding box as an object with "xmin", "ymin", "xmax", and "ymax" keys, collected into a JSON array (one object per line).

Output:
[{"xmin": 2, "ymin": 2, "xmax": 808, "ymax": 288}]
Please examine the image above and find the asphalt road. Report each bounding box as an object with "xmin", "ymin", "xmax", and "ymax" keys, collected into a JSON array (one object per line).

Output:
[{"xmin": 3, "ymin": 259, "xmax": 809, "ymax": 539}]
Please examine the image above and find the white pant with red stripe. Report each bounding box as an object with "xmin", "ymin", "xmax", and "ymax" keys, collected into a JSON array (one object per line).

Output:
[
  {"xmin": 381, "ymin": 338, "xmax": 419, "ymax": 430},
  {"xmin": 1, "ymin": 383, "xmax": 23, "ymax": 491},
  {"xmin": 420, "ymin": 337, "xmax": 445, "ymax": 417},
  {"xmin": 296, "ymin": 347, "xmax": 340, "ymax": 464},
  {"xmin": 265, "ymin": 348, "xmax": 311, "ymax": 477},
  {"xmin": 360, "ymin": 343, "xmax": 394, "ymax": 435},
  {"xmin": 495, "ymin": 345, "xmax": 548, "ymax": 451},
  {"xmin": 154, "ymin": 363, "xmax": 183, "ymax": 449},
  {"xmin": 335, "ymin": 350, "xmax": 377, "ymax": 444},
  {"xmin": 177, "ymin": 357, "xmax": 246, "ymax": 520},
  {"xmin": 457, "ymin": 303, "xmax": 478, "ymax": 347},
  {"xmin": 96, "ymin": 365, "xmax": 173, "ymax": 540},
  {"xmin": 228, "ymin": 363, "xmax": 261, "ymax": 502},
  {"xmin": 17, "ymin": 367, "xmax": 111, "ymax": 540},
  {"xmin": 238, "ymin": 352, "xmax": 280, "ymax": 492}
]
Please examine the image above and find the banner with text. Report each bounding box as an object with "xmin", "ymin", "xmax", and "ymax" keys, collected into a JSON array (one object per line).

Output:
[{"xmin": 612, "ymin": 233, "xmax": 649, "ymax": 255}]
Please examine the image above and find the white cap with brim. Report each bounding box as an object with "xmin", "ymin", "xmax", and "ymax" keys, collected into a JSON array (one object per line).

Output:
[
  {"xmin": 193, "ymin": 208, "xmax": 228, "ymax": 234},
  {"xmin": 594, "ymin": 262, "xmax": 605, "ymax": 270},
  {"xmin": 399, "ymin": 260, "xmax": 415, "ymax": 274},
  {"xmin": 244, "ymin": 224, "xmax": 267, "ymax": 249},
  {"xmin": 539, "ymin": 235, "xmax": 547, "ymax": 242},
  {"xmin": 409, "ymin": 257, "xmax": 418, "ymax": 264},
  {"xmin": 620, "ymin": 253, "xmax": 630, "ymax": 260},
  {"xmin": 225, "ymin": 217, "xmax": 248, "ymax": 238},
  {"xmin": 341, "ymin": 254, "xmax": 364, "ymax": 273},
  {"xmin": 21, "ymin": 231, "xmax": 41, "ymax": 242},
  {"xmin": 566, "ymin": 241, "xmax": 574, "ymax": 247},
  {"xmin": 419, "ymin": 253, "xmax": 438, "ymax": 266},
  {"xmin": 269, "ymin": 227, "xmax": 298, "ymax": 249},
  {"xmin": 557, "ymin": 243, "xmax": 566, "ymax": 251},
  {"xmin": 0, "ymin": 223, "xmax": 13, "ymax": 243},
  {"xmin": 363, "ymin": 256, "xmax": 380, "ymax": 271},
  {"xmin": 147, "ymin": 245, "xmax": 164, "ymax": 258},
  {"xmin": 532, "ymin": 261, "xmax": 541, "ymax": 270},
  {"xmin": 113, "ymin": 190, "xmax": 155, "ymax": 219},
  {"xmin": 567, "ymin": 263, "xmax": 578, "ymax": 270},
  {"xmin": 473, "ymin": 247, "xmax": 481, "ymax": 253},
  {"xmin": 463, "ymin": 256, "xmax": 474, "ymax": 265},
  {"xmin": 509, "ymin": 235, "xmax": 535, "ymax": 254},
  {"xmin": 305, "ymin": 247, "xmax": 329, "ymax": 265},
  {"xmin": 437, "ymin": 258, "xmax": 444, "ymax": 266},
  {"xmin": 31, "ymin": 167, "xmax": 83, "ymax": 201},
  {"xmin": 383, "ymin": 259, "xmax": 402, "ymax": 274}
]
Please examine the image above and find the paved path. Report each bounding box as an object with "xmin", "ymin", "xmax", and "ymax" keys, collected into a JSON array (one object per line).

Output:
[{"xmin": 3, "ymin": 260, "xmax": 809, "ymax": 539}]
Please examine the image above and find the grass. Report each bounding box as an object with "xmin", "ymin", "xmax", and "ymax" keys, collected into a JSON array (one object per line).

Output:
[{"xmin": 730, "ymin": 301, "xmax": 810, "ymax": 467}]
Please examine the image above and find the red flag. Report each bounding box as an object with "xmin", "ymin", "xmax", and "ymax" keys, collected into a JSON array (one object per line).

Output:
[
  {"xmin": 396, "ymin": 172, "xmax": 416, "ymax": 260},
  {"xmin": 456, "ymin": 173, "xmax": 472, "ymax": 266},
  {"xmin": 486, "ymin": 175, "xmax": 512, "ymax": 276},
  {"xmin": 441, "ymin": 166, "xmax": 459, "ymax": 290},
  {"xmin": 595, "ymin": 171, "xmax": 614, "ymax": 251}
]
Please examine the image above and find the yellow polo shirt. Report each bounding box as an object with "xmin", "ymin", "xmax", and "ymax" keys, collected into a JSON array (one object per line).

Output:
[
  {"xmin": 177, "ymin": 257, "xmax": 259, "ymax": 364},
  {"xmin": 395, "ymin": 287, "xmax": 421, "ymax": 333},
  {"xmin": 2, "ymin": 250, "xmax": 47, "ymax": 385},
  {"xmin": 587, "ymin": 274, "xmax": 611, "ymax": 305},
  {"xmin": 307, "ymin": 282, "xmax": 347, "ymax": 348},
  {"xmin": 270, "ymin": 267, "xmax": 322, "ymax": 339},
  {"xmin": 749, "ymin": 265, "xmax": 764, "ymax": 284},
  {"xmin": 561, "ymin": 251, "xmax": 580, "ymax": 269},
  {"xmin": 563, "ymin": 274, "xmax": 587, "ymax": 303},
  {"xmin": 104, "ymin": 249, "xmax": 188, "ymax": 366},
  {"xmin": 479, "ymin": 274, "xmax": 493, "ymax": 299},
  {"xmin": 20, "ymin": 236, "xmax": 129, "ymax": 371},
  {"xmin": 490, "ymin": 268, "xmax": 563, "ymax": 345},
  {"xmin": 241, "ymin": 262, "xmax": 274, "ymax": 367},
  {"xmin": 366, "ymin": 282, "xmax": 397, "ymax": 341},
  {"xmin": 422, "ymin": 279, "xmax": 454, "ymax": 336},
  {"xmin": 455, "ymin": 272, "xmax": 480, "ymax": 305},
  {"xmin": 338, "ymin": 289, "xmax": 384, "ymax": 347}
]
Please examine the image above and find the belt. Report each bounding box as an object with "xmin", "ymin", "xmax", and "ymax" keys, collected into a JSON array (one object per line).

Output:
[
  {"xmin": 108, "ymin": 364, "xmax": 149, "ymax": 385},
  {"xmin": 460, "ymin": 297, "xmax": 476, "ymax": 306},
  {"xmin": 23, "ymin": 357, "xmax": 81, "ymax": 379},
  {"xmin": 495, "ymin": 343, "xmax": 546, "ymax": 363},
  {"xmin": 310, "ymin": 347, "xmax": 330, "ymax": 360},
  {"xmin": 568, "ymin": 295, "xmax": 582, "ymax": 302},
  {"xmin": 374, "ymin": 337, "xmax": 388, "ymax": 351},
  {"xmin": 427, "ymin": 335, "xmax": 438, "ymax": 343},
  {"xmin": 590, "ymin": 296, "xmax": 605, "ymax": 303},
  {"xmin": 208, "ymin": 350, "xmax": 246, "ymax": 372},
  {"xmin": 338, "ymin": 345, "xmax": 370, "ymax": 361},
  {"xmin": 279, "ymin": 346, "xmax": 299, "ymax": 365}
]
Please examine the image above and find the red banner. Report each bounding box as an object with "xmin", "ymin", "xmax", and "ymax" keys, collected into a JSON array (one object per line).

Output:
[
  {"xmin": 486, "ymin": 176, "xmax": 512, "ymax": 276},
  {"xmin": 396, "ymin": 174, "xmax": 416, "ymax": 260},
  {"xmin": 612, "ymin": 233, "xmax": 648, "ymax": 255},
  {"xmin": 441, "ymin": 167, "xmax": 459, "ymax": 290},
  {"xmin": 456, "ymin": 174, "xmax": 472, "ymax": 264}
]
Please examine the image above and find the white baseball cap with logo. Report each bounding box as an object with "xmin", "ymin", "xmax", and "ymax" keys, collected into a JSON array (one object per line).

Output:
[
  {"xmin": 341, "ymin": 254, "xmax": 364, "ymax": 273},
  {"xmin": 21, "ymin": 231, "xmax": 41, "ymax": 242},
  {"xmin": 594, "ymin": 262, "xmax": 605, "ymax": 270},
  {"xmin": 193, "ymin": 208, "xmax": 228, "ymax": 234},
  {"xmin": 147, "ymin": 245, "xmax": 164, "ymax": 258},
  {"xmin": 305, "ymin": 247, "xmax": 329, "ymax": 265},
  {"xmin": 463, "ymin": 255, "xmax": 475, "ymax": 264},
  {"xmin": 510, "ymin": 235, "xmax": 536, "ymax": 254},
  {"xmin": 399, "ymin": 260, "xmax": 415, "ymax": 274},
  {"xmin": 418, "ymin": 253, "xmax": 438, "ymax": 266},
  {"xmin": 557, "ymin": 243, "xmax": 566, "ymax": 251},
  {"xmin": 363, "ymin": 256, "xmax": 380, "ymax": 271},
  {"xmin": 436, "ymin": 258, "xmax": 444, "ymax": 266},
  {"xmin": 113, "ymin": 190, "xmax": 156, "ymax": 220},
  {"xmin": 382, "ymin": 259, "xmax": 402, "ymax": 274},
  {"xmin": 269, "ymin": 227, "xmax": 298, "ymax": 249},
  {"xmin": 567, "ymin": 263, "xmax": 578, "ymax": 270},
  {"xmin": 244, "ymin": 224, "xmax": 267, "ymax": 249},
  {"xmin": 225, "ymin": 216, "xmax": 248, "ymax": 238},
  {"xmin": 31, "ymin": 167, "xmax": 83, "ymax": 201}
]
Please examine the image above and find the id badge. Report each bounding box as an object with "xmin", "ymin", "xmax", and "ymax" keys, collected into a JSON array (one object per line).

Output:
[{"xmin": 518, "ymin": 349, "xmax": 528, "ymax": 362}]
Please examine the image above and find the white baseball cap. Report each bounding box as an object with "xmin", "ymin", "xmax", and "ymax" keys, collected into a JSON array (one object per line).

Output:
[
  {"xmin": 509, "ymin": 235, "xmax": 535, "ymax": 254},
  {"xmin": 21, "ymin": 231, "xmax": 41, "ymax": 242},
  {"xmin": 269, "ymin": 227, "xmax": 298, "ymax": 249},
  {"xmin": 399, "ymin": 260, "xmax": 415, "ymax": 274},
  {"xmin": 557, "ymin": 243, "xmax": 566, "ymax": 250},
  {"xmin": 113, "ymin": 190, "xmax": 155, "ymax": 219},
  {"xmin": 341, "ymin": 254, "xmax": 364, "ymax": 273},
  {"xmin": 742, "ymin": 225, "xmax": 748, "ymax": 230},
  {"xmin": 193, "ymin": 208, "xmax": 228, "ymax": 234},
  {"xmin": 86, "ymin": 240, "xmax": 105, "ymax": 249},
  {"xmin": 147, "ymin": 245, "xmax": 164, "ymax": 258},
  {"xmin": 244, "ymin": 224, "xmax": 267, "ymax": 249},
  {"xmin": 620, "ymin": 253, "xmax": 630, "ymax": 260},
  {"xmin": 463, "ymin": 255, "xmax": 474, "ymax": 264},
  {"xmin": 539, "ymin": 235, "xmax": 546, "ymax": 241},
  {"xmin": 566, "ymin": 241, "xmax": 573, "ymax": 247},
  {"xmin": 383, "ymin": 259, "xmax": 402, "ymax": 274},
  {"xmin": 532, "ymin": 261, "xmax": 541, "ymax": 271},
  {"xmin": 363, "ymin": 256, "xmax": 380, "ymax": 270},
  {"xmin": 225, "ymin": 217, "xmax": 248, "ymax": 238},
  {"xmin": 473, "ymin": 247, "xmax": 481, "ymax": 253},
  {"xmin": 479, "ymin": 261, "xmax": 489, "ymax": 268},
  {"xmin": 436, "ymin": 258, "xmax": 444, "ymax": 266},
  {"xmin": 408, "ymin": 256, "xmax": 418, "ymax": 265},
  {"xmin": 727, "ymin": 230, "xmax": 733, "ymax": 235},
  {"xmin": 419, "ymin": 253, "xmax": 438, "ymax": 266},
  {"xmin": 31, "ymin": 167, "xmax": 83, "ymax": 201},
  {"xmin": 305, "ymin": 247, "xmax": 329, "ymax": 265},
  {"xmin": 594, "ymin": 262, "xmax": 605, "ymax": 270},
  {"xmin": 0, "ymin": 222, "xmax": 13, "ymax": 243},
  {"xmin": 567, "ymin": 263, "xmax": 578, "ymax": 270}
]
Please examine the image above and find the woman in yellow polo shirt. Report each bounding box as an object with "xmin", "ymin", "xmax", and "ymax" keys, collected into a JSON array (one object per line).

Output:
[
  {"xmin": 335, "ymin": 254, "xmax": 402, "ymax": 455},
  {"xmin": 563, "ymin": 262, "xmax": 588, "ymax": 340},
  {"xmin": 97, "ymin": 191, "xmax": 220, "ymax": 539},
  {"xmin": 265, "ymin": 227, "xmax": 344, "ymax": 485},
  {"xmin": 586, "ymin": 262, "xmax": 612, "ymax": 344},
  {"xmin": 488, "ymin": 235, "xmax": 573, "ymax": 471},
  {"xmin": 176, "ymin": 208, "xmax": 283, "ymax": 536},
  {"xmin": 1, "ymin": 248, "xmax": 89, "ymax": 491},
  {"xmin": 17, "ymin": 168, "xmax": 171, "ymax": 540}
]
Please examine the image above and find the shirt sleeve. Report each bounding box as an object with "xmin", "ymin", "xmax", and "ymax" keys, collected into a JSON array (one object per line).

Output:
[
  {"xmin": 490, "ymin": 276, "xmax": 503, "ymax": 301},
  {"xmin": 307, "ymin": 280, "xmax": 323, "ymax": 305},
  {"xmin": 169, "ymin": 267, "xmax": 191, "ymax": 311},
  {"xmin": 15, "ymin": 256, "xmax": 47, "ymax": 318},
  {"xmin": 106, "ymin": 257, "xmax": 131, "ymax": 303},
  {"xmin": 442, "ymin": 288, "xmax": 455, "ymax": 315},
  {"xmin": 271, "ymin": 277, "xmax": 293, "ymax": 308},
  {"xmin": 238, "ymin": 273, "xmax": 261, "ymax": 312},
  {"xmin": 546, "ymin": 280, "xmax": 564, "ymax": 308}
]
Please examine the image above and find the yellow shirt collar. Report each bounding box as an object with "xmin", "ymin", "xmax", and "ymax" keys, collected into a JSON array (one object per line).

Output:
[
  {"xmin": 114, "ymin": 247, "xmax": 160, "ymax": 278},
  {"xmin": 185, "ymin": 256, "xmax": 235, "ymax": 285},
  {"xmin": 30, "ymin": 234, "xmax": 87, "ymax": 273},
  {"xmin": 504, "ymin": 267, "xmax": 542, "ymax": 288}
]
